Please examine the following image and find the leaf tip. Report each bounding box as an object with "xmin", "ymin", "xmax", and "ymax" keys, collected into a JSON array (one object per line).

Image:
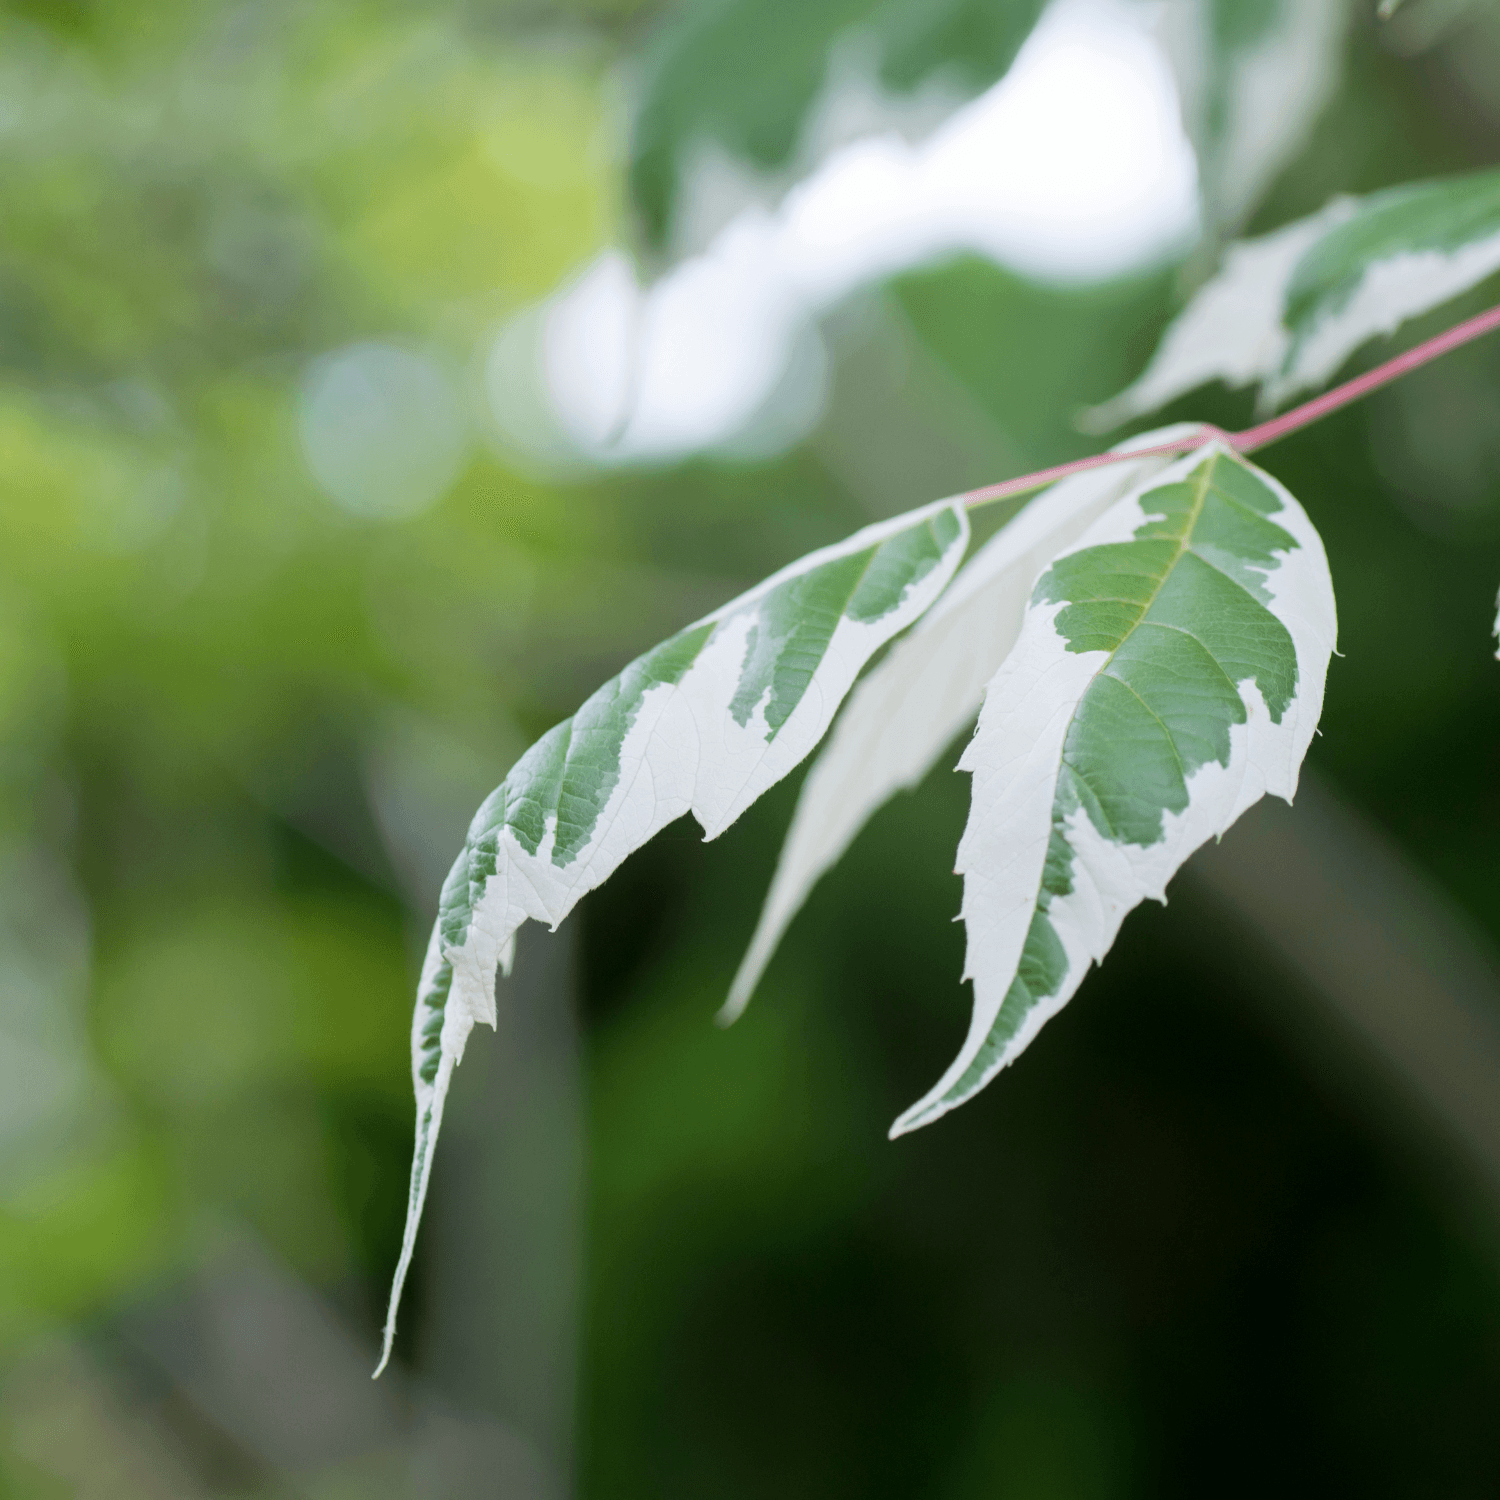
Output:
[
  {"xmin": 1073, "ymin": 399, "xmax": 1125, "ymax": 437},
  {"xmin": 372, "ymin": 1285, "xmax": 405, "ymax": 1378},
  {"xmin": 888, "ymin": 1094, "xmax": 946, "ymax": 1140}
]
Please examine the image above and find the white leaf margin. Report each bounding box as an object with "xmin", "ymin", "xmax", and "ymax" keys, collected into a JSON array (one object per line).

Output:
[
  {"xmin": 1088, "ymin": 184, "xmax": 1500, "ymax": 425},
  {"xmin": 891, "ymin": 441, "xmax": 1338, "ymax": 1137},
  {"xmin": 1082, "ymin": 196, "xmax": 1356, "ymax": 430},
  {"xmin": 376, "ymin": 495, "xmax": 969, "ymax": 1374}
]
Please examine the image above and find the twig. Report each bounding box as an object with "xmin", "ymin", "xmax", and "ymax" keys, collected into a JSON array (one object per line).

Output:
[{"xmin": 961, "ymin": 300, "xmax": 1500, "ymax": 511}]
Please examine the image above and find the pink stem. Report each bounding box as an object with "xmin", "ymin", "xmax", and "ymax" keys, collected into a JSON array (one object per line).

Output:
[
  {"xmin": 960, "ymin": 299, "xmax": 1500, "ymax": 510},
  {"xmin": 1232, "ymin": 300, "xmax": 1500, "ymax": 452}
]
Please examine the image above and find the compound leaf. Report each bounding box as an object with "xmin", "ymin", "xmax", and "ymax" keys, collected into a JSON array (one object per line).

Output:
[
  {"xmin": 892, "ymin": 443, "xmax": 1335, "ymax": 1136},
  {"xmin": 376, "ymin": 496, "xmax": 969, "ymax": 1372},
  {"xmin": 723, "ymin": 425, "xmax": 1204, "ymax": 1023}
]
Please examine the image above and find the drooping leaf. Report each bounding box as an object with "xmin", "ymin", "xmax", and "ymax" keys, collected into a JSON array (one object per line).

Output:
[
  {"xmin": 376, "ymin": 497, "xmax": 970, "ymax": 1372},
  {"xmin": 892, "ymin": 443, "xmax": 1335, "ymax": 1137},
  {"xmin": 628, "ymin": 0, "xmax": 1047, "ymax": 250},
  {"xmin": 1159, "ymin": 0, "xmax": 1349, "ymax": 232},
  {"xmin": 723, "ymin": 424, "xmax": 1205, "ymax": 1024},
  {"xmin": 1090, "ymin": 167, "xmax": 1500, "ymax": 426}
]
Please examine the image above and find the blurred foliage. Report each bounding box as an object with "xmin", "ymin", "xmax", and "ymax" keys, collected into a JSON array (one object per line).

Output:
[
  {"xmin": 0, "ymin": 0, "xmax": 629, "ymax": 1380},
  {"xmin": 627, "ymin": 0, "xmax": 1047, "ymax": 247},
  {"xmin": 3, "ymin": 0, "xmax": 1500, "ymax": 1495}
]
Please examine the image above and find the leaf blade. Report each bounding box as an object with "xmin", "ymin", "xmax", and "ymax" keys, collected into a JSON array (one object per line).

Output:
[
  {"xmin": 376, "ymin": 496, "xmax": 969, "ymax": 1372},
  {"xmin": 1089, "ymin": 167, "xmax": 1500, "ymax": 426},
  {"xmin": 1083, "ymin": 197, "xmax": 1356, "ymax": 429},
  {"xmin": 891, "ymin": 443, "xmax": 1335, "ymax": 1137},
  {"xmin": 1274, "ymin": 168, "xmax": 1500, "ymax": 404}
]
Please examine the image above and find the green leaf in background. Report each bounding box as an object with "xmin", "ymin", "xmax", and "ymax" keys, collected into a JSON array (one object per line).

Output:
[
  {"xmin": 630, "ymin": 0, "xmax": 1351, "ymax": 257},
  {"xmin": 1090, "ymin": 166, "xmax": 1500, "ymax": 425},
  {"xmin": 378, "ymin": 496, "xmax": 969, "ymax": 1371},
  {"xmin": 628, "ymin": 0, "xmax": 1047, "ymax": 249},
  {"xmin": 892, "ymin": 444, "xmax": 1335, "ymax": 1136},
  {"xmin": 0, "ymin": 0, "xmax": 620, "ymax": 1363}
]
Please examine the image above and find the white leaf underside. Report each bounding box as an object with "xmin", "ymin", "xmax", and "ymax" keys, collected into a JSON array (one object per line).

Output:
[
  {"xmin": 892, "ymin": 441, "xmax": 1336, "ymax": 1137},
  {"xmin": 376, "ymin": 496, "xmax": 969, "ymax": 1374},
  {"xmin": 723, "ymin": 423, "xmax": 1207, "ymax": 1023}
]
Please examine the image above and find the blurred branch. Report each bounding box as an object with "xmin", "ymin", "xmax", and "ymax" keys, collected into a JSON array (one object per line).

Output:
[
  {"xmin": 1187, "ymin": 772, "xmax": 1500, "ymax": 1205},
  {"xmin": 118, "ymin": 1228, "xmax": 409, "ymax": 1477},
  {"xmin": 99, "ymin": 1225, "xmax": 558, "ymax": 1498},
  {"xmin": 976, "ymin": 301, "xmax": 1500, "ymax": 508},
  {"xmin": 813, "ymin": 290, "xmax": 1025, "ymax": 520},
  {"xmin": 419, "ymin": 925, "xmax": 582, "ymax": 1500},
  {"xmin": 367, "ymin": 716, "xmax": 583, "ymax": 1498}
]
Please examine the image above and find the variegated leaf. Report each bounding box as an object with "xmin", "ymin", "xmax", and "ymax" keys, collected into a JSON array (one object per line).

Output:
[
  {"xmin": 723, "ymin": 424, "xmax": 1205, "ymax": 1024},
  {"xmin": 376, "ymin": 498, "xmax": 969, "ymax": 1372},
  {"xmin": 630, "ymin": 0, "xmax": 1048, "ymax": 251},
  {"xmin": 1089, "ymin": 166, "xmax": 1500, "ymax": 426},
  {"xmin": 892, "ymin": 442, "xmax": 1335, "ymax": 1137}
]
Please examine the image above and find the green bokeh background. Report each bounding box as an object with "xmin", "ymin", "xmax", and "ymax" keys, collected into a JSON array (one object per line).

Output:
[{"xmin": 3, "ymin": 1, "xmax": 1500, "ymax": 1495}]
